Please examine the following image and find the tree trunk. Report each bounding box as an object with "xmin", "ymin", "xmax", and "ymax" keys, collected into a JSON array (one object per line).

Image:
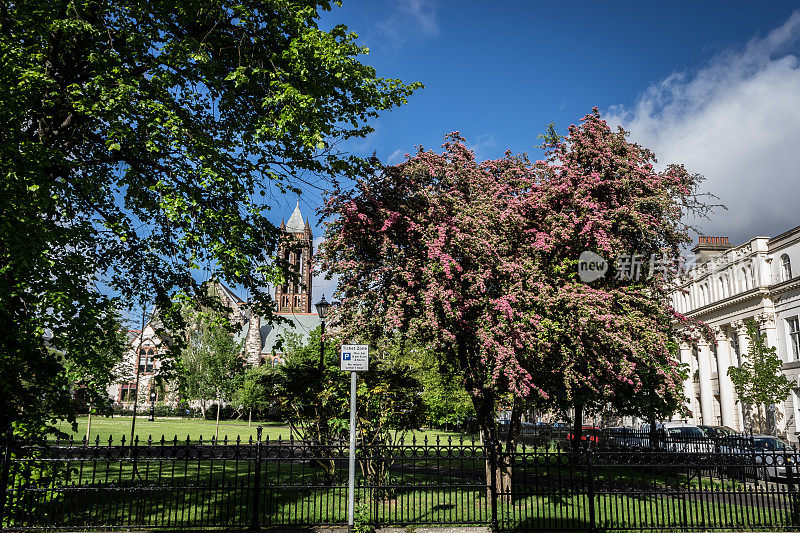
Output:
[
  {"xmin": 248, "ymin": 409, "xmax": 252, "ymax": 427},
  {"xmin": 469, "ymin": 385, "xmax": 497, "ymax": 503},
  {"xmin": 572, "ymin": 403, "xmax": 584, "ymax": 454},
  {"xmin": 498, "ymin": 398, "xmax": 523, "ymax": 499},
  {"xmin": 648, "ymin": 418, "xmax": 658, "ymax": 449},
  {"xmin": 215, "ymin": 394, "xmax": 221, "ymax": 441}
]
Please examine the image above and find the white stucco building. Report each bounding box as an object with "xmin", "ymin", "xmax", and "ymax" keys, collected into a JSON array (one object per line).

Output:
[{"xmin": 673, "ymin": 226, "xmax": 800, "ymax": 441}]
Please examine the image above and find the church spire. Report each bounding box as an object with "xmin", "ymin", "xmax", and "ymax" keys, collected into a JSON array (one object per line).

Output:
[
  {"xmin": 275, "ymin": 201, "xmax": 313, "ymax": 314},
  {"xmin": 285, "ymin": 199, "xmax": 305, "ymax": 233}
]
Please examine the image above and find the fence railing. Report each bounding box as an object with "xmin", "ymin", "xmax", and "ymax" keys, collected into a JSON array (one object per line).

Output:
[{"xmin": 3, "ymin": 429, "xmax": 800, "ymax": 531}]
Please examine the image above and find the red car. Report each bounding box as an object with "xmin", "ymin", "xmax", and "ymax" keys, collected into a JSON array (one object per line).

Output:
[{"xmin": 567, "ymin": 426, "xmax": 601, "ymax": 444}]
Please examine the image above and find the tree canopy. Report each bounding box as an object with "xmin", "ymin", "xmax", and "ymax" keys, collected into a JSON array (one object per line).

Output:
[
  {"xmin": 319, "ymin": 110, "xmax": 711, "ymax": 448},
  {"xmin": 0, "ymin": 0, "xmax": 420, "ymax": 434}
]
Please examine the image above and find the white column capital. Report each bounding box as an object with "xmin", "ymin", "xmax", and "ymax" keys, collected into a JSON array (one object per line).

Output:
[
  {"xmin": 756, "ymin": 312, "xmax": 776, "ymax": 329},
  {"xmin": 732, "ymin": 320, "xmax": 749, "ymax": 336}
]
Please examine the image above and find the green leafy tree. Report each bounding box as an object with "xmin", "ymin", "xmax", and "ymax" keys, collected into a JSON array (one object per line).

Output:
[
  {"xmin": 277, "ymin": 328, "xmax": 424, "ymax": 482},
  {"xmin": 179, "ymin": 305, "xmax": 245, "ymax": 439},
  {"xmin": 277, "ymin": 329, "xmax": 350, "ymax": 449},
  {"xmin": 728, "ymin": 319, "xmax": 795, "ymax": 434},
  {"xmin": 420, "ymin": 369, "xmax": 475, "ymax": 431},
  {"xmin": 65, "ymin": 307, "xmax": 133, "ymax": 441},
  {"xmin": 399, "ymin": 344, "xmax": 475, "ymax": 431},
  {"xmin": 0, "ymin": 0, "xmax": 421, "ymax": 441},
  {"xmin": 233, "ymin": 365, "xmax": 279, "ymax": 426},
  {"xmin": 355, "ymin": 359, "xmax": 426, "ymax": 489}
]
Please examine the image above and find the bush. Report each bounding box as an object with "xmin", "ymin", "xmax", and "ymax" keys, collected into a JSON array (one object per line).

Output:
[
  {"xmin": 203, "ymin": 404, "xmax": 237, "ymax": 420},
  {"xmin": 110, "ymin": 404, "xmax": 203, "ymax": 418}
]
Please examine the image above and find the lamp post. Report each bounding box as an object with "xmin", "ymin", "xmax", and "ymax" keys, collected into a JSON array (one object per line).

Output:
[
  {"xmin": 148, "ymin": 388, "xmax": 156, "ymax": 422},
  {"xmin": 315, "ymin": 295, "xmax": 330, "ymax": 371}
]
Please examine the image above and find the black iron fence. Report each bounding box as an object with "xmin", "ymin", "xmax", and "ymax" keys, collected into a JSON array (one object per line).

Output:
[{"xmin": 3, "ymin": 429, "xmax": 800, "ymax": 531}]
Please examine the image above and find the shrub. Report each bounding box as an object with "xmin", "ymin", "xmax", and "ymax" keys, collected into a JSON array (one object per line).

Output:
[{"xmin": 203, "ymin": 404, "xmax": 237, "ymax": 420}]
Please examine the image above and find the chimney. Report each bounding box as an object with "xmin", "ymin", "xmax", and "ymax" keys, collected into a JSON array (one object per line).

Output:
[{"xmin": 692, "ymin": 236, "xmax": 733, "ymax": 264}]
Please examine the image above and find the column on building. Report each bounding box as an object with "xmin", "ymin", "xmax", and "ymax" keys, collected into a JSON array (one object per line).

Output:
[
  {"xmin": 734, "ymin": 320, "xmax": 750, "ymax": 430},
  {"xmin": 696, "ymin": 336, "xmax": 715, "ymax": 426},
  {"xmin": 679, "ymin": 342, "xmax": 696, "ymax": 423},
  {"xmin": 714, "ymin": 326, "xmax": 737, "ymax": 429},
  {"xmin": 759, "ymin": 311, "xmax": 785, "ymax": 434}
]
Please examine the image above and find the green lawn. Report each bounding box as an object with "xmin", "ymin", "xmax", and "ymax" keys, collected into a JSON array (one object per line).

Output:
[
  {"xmin": 7, "ymin": 460, "xmax": 793, "ymax": 531},
  {"xmin": 7, "ymin": 438, "xmax": 796, "ymax": 531},
  {"xmin": 55, "ymin": 416, "xmax": 291, "ymax": 444},
  {"xmin": 54, "ymin": 416, "xmax": 475, "ymax": 445}
]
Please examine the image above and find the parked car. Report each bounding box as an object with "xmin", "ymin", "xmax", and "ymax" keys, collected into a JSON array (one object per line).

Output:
[
  {"xmin": 720, "ymin": 434, "xmax": 799, "ymax": 481},
  {"xmin": 698, "ymin": 425, "xmax": 740, "ymax": 438},
  {"xmin": 751, "ymin": 435, "xmax": 798, "ymax": 481},
  {"xmin": 567, "ymin": 426, "xmax": 601, "ymax": 445},
  {"xmin": 659, "ymin": 422, "xmax": 715, "ymax": 453},
  {"xmin": 600, "ymin": 427, "xmax": 641, "ymax": 449}
]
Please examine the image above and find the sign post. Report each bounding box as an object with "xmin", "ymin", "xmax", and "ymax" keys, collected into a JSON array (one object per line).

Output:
[{"xmin": 341, "ymin": 344, "xmax": 369, "ymax": 529}]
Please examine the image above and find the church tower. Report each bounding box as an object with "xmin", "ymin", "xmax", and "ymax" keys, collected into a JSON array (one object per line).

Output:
[{"xmin": 276, "ymin": 201, "xmax": 313, "ymax": 313}]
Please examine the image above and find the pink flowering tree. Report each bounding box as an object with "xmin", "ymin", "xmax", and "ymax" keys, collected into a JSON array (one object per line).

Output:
[{"xmin": 319, "ymin": 110, "xmax": 712, "ymax": 459}]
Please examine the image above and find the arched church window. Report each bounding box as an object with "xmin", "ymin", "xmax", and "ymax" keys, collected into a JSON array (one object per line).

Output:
[{"xmin": 138, "ymin": 347, "xmax": 154, "ymax": 373}]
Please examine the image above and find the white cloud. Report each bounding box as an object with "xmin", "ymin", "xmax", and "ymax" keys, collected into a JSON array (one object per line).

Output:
[
  {"xmin": 377, "ymin": 0, "xmax": 439, "ymax": 51},
  {"xmin": 387, "ymin": 148, "xmax": 406, "ymax": 165},
  {"xmin": 467, "ymin": 133, "xmax": 498, "ymax": 161},
  {"xmin": 606, "ymin": 11, "xmax": 800, "ymax": 244}
]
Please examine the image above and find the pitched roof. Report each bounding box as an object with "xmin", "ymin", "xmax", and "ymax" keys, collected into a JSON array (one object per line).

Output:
[
  {"xmin": 259, "ymin": 313, "xmax": 321, "ymax": 355},
  {"xmin": 285, "ymin": 200, "xmax": 306, "ymax": 233}
]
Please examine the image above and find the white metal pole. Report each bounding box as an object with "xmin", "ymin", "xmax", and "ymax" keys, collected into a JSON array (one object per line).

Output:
[{"xmin": 347, "ymin": 371, "xmax": 357, "ymax": 527}]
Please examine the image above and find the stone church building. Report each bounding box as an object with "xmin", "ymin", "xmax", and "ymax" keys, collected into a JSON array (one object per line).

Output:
[{"xmin": 108, "ymin": 201, "xmax": 323, "ymax": 407}]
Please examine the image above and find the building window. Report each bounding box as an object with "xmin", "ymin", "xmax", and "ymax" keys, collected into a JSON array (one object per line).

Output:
[
  {"xmin": 120, "ymin": 383, "xmax": 137, "ymax": 402},
  {"xmin": 781, "ymin": 254, "xmax": 792, "ymax": 282},
  {"xmin": 788, "ymin": 317, "xmax": 800, "ymax": 362},
  {"xmin": 138, "ymin": 348, "xmax": 154, "ymax": 374}
]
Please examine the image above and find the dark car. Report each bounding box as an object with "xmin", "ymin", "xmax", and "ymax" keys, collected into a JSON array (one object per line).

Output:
[
  {"xmin": 698, "ymin": 425, "xmax": 740, "ymax": 438},
  {"xmin": 600, "ymin": 427, "xmax": 641, "ymax": 449},
  {"xmin": 721, "ymin": 434, "xmax": 799, "ymax": 481}
]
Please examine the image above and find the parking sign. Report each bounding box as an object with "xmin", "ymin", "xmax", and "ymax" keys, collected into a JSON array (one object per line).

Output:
[{"xmin": 340, "ymin": 344, "xmax": 369, "ymax": 371}]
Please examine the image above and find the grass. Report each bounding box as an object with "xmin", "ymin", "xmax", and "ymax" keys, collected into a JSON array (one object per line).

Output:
[
  {"xmin": 54, "ymin": 416, "xmax": 292, "ymax": 444},
  {"xmin": 53, "ymin": 416, "xmax": 476, "ymax": 445},
  {"xmin": 19, "ymin": 421, "xmax": 792, "ymax": 530},
  {"xmin": 8, "ymin": 461, "xmax": 795, "ymax": 531}
]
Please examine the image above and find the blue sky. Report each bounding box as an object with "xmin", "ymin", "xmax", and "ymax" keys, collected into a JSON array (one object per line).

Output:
[{"xmin": 276, "ymin": 2, "xmax": 800, "ymax": 300}]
